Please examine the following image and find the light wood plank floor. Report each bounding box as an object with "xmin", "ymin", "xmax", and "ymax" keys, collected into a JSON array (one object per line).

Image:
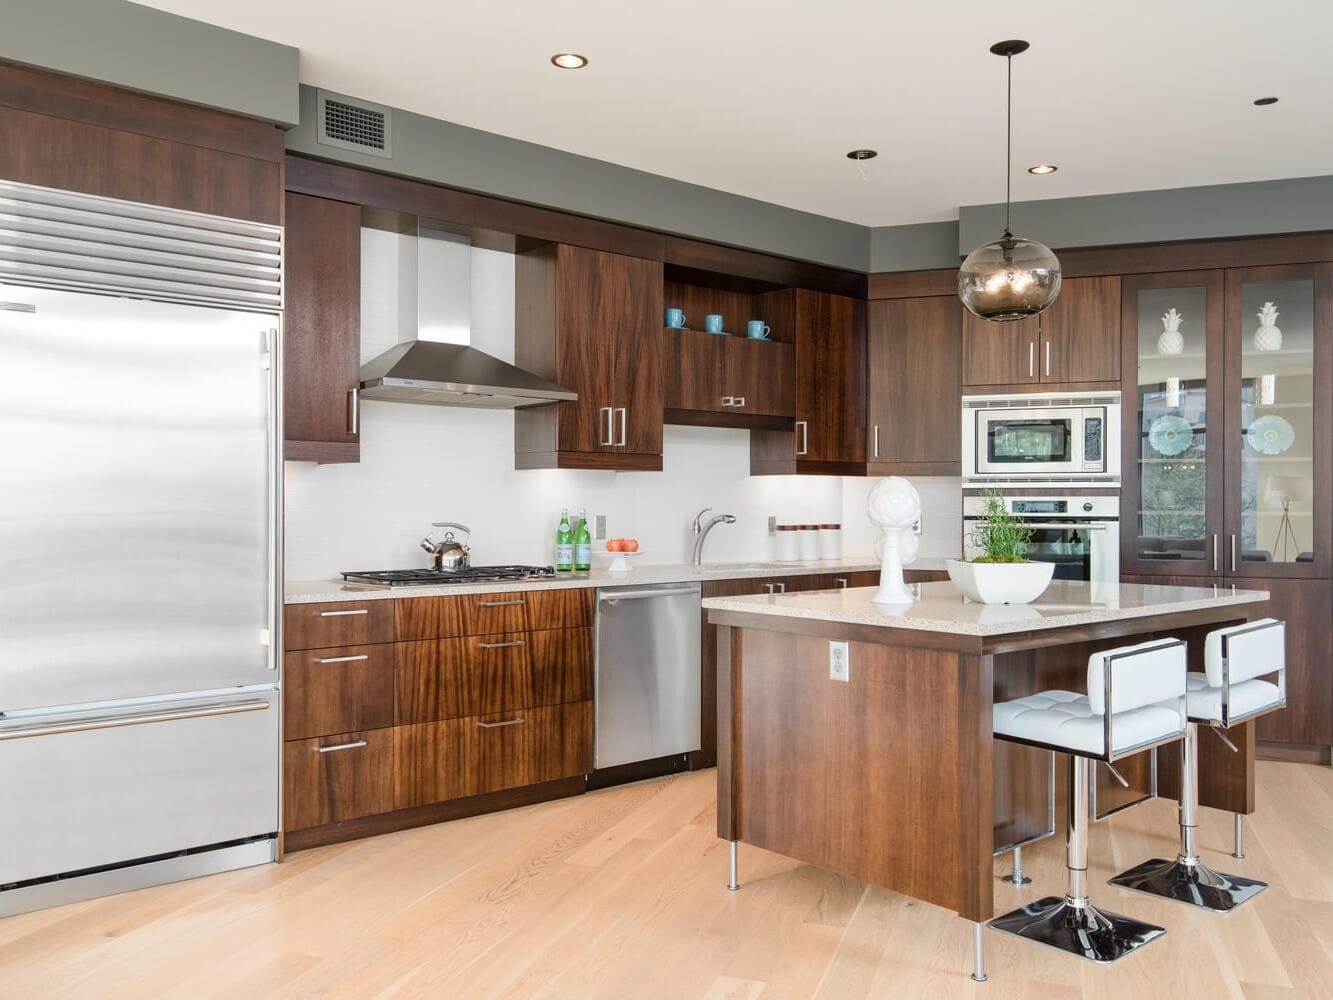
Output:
[{"xmin": 2, "ymin": 761, "xmax": 1331, "ymax": 999}]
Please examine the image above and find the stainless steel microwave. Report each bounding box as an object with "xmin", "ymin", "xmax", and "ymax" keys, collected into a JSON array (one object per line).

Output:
[{"xmin": 962, "ymin": 392, "xmax": 1121, "ymax": 482}]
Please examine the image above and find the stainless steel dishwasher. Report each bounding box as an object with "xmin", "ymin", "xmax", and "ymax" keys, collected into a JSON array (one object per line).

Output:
[{"xmin": 595, "ymin": 583, "xmax": 702, "ymax": 769}]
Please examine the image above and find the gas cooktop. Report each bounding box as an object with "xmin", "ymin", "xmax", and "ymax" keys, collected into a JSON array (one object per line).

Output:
[{"xmin": 340, "ymin": 566, "xmax": 557, "ymax": 587}]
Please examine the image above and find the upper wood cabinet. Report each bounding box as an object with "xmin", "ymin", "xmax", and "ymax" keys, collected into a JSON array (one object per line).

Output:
[
  {"xmin": 963, "ymin": 276, "xmax": 1121, "ymax": 389},
  {"xmin": 867, "ymin": 295, "xmax": 962, "ymax": 476},
  {"xmin": 664, "ymin": 330, "xmax": 795, "ymax": 421},
  {"xmin": 750, "ymin": 289, "xmax": 866, "ymax": 474},
  {"xmin": 283, "ymin": 193, "xmax": 362, "ymax": 463},
  {"xmin": 514, "ymin": 244, "xmax": 665, "ymax": 471}
]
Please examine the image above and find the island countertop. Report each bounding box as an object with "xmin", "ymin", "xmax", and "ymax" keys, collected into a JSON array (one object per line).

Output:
[{"xmin": 702, "ymin": 579, "xmax": 1269, "ymax": 637}]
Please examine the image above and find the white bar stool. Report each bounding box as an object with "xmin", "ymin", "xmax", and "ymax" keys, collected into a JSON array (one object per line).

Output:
[
  {"xmin": 1111, "ymin": 618, "xmax": 1284, "ymax": 912},
  {"xmin": 989, "ymin": 638, "xmax": 1187, "ymax": 963}
]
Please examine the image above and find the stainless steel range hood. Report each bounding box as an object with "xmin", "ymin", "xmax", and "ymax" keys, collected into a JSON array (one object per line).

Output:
[{"xmin": 357, "ymin": 227, "xmax": 575, "ymax": 408}]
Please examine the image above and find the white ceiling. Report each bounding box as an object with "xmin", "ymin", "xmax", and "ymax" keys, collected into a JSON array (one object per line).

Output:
[{"xmin": 141, "ymin": 0, "xmax": 1333, "ymax": 227}]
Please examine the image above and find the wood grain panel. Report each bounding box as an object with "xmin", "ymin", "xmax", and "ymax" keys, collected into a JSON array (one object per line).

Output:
[
  {"xmin": 283, "ymin": 600, "xmax": 395, "ymax": 651},
  {"xmin": 283, "ymin": 643, "xmax": 394, "ymax": 741},
  {"xmin": 867, "ymin": 268, "xmax": 959, "ymax": 300},
  {"xmin": 283, "ymin": 192, "xmax": 361, "ymax": 462},
  {"xmin": 866, "ymin": 295, "xmax": 961, "ymax": 474},
  {"xmin": 725, "ymin": 337, "xmax": 795, "ymax": 417},
  {"xmin": 1042, "ymin": 275, "xmax": 1121, "ymax": 383},
  {"xmin": 394, "ymin": 701, "xmax": 593, "ymax": 808},
  {"xmin": 394, "ymin": 626, "xmax": 593, "ymax": 724},
  {"xmin": 664, "ymin": 329, "xmax": 728, "ymax": 412},
  {"xmin": 283, "ymin": 728, "xmax": 394, "ymax": 831},
  {"xmin": 962, "ymin": 312, "xmax": 1039, "ymax": 387},
  {"xmin": 662, "ymin": 282, "xmax": 760, "ymax": 339},
  {"xmin": 394, "ymin": 588, "xmax": 594, "ymax": 641},
  {"xmin": 612, "ymin": 254, "xmax": 666, "ymax": 455},
  {"xmin": 1246, "ymin": 577, "xmax": 1331, "ymax": 746}
]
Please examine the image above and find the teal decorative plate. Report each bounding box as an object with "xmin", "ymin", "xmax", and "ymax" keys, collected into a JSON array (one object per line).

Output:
[
  {"xmin": 1246, "ymin": 414, "xmax": 1295, "ymax": 455},
  {"xmin": 1148, "ymin": 414, "xmax": 1193, "ymax": 456}
]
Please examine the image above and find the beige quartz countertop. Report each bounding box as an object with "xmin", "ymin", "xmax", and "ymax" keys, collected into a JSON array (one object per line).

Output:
[
  {"xmin": 701, "ymin": 580, "xmax": 1268, "ymax": 637},
  {"xmin": 284, "ymin": 557, "xmax": 950, "ymax": 605}
]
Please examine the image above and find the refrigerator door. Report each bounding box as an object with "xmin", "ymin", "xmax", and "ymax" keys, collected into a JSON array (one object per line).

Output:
[
  {"xmin": 0, "ymin": 286, "xmax": 275, "ymax": 710},
  {"xmin": 0, "ymin": 688, "xmax": 279, "ymax": 885}
]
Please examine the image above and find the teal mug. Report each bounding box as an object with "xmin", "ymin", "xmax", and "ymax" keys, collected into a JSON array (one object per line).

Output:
[
  {"xmin": 747, "ymin": 320, "xmax": 771, "ymax": 340},
  {"xmin": 704, "ymin": 314, "xmax": 724, "ymax": 333},
  {"xmin": 664, "ymin": 308, "xmax": 686, "ymax": 329}
]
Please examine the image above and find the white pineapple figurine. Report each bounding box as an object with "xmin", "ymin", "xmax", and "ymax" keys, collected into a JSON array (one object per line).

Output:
[
  {"xmin": 1157, "ymin": 308, "xmax": 1184, "ymax": 355},
  {"xmin": 1254, "ymin": 301, "xmax": 1282, "ymax": 352}
]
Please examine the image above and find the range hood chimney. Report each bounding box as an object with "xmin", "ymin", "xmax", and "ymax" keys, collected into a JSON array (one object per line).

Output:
[{"xmin": 357, "ymin": 226, "xmax": 576, "ymax": 408}]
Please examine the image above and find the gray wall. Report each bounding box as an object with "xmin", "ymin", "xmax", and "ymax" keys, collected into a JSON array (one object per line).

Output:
[
  {"xmin": 868, "ymin": 220, "xmax": 960, "ymax": 272},
  {"xmin": 959, "ymin": 175, "xmax": 1333, "ymax": 255},
  {"xmin": 286, "ymin": 86, "xmax": 871, "ymax": 272},
  {"xmin": 0, "ymin": 0, "xmax": 299, "ymax": 126}
]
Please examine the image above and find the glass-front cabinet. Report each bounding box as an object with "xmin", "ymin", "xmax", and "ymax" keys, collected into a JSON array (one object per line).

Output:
[{"xmin": 1123, "ymin": 263, "xmax": 1330, "ymax": 579}]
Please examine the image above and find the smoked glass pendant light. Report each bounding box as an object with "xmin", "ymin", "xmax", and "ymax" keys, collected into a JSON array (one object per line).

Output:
[{"xmin": 958, "ymin": 40, "xmax": 1062, "ymax": 321}]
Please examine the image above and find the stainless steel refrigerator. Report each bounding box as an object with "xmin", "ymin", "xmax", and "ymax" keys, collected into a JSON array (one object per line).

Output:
[{"xmin": 0, "ymin": 180, "xmax": 282, "ymax": 916}]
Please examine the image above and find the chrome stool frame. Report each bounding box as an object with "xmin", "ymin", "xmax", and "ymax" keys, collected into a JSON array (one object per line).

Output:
[
  {"xmin": 989, "ymin": 638, "xmax": 1188, "ymax": 964},
  {"xmin": 1110, "ymin": 619, "xmax": 1285, "ymax": 912}
]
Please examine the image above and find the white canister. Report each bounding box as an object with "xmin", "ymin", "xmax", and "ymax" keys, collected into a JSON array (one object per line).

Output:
[
  {"xmin": 797, "ymin": 524, "xmax": 820, "ymax": 562},
  {"xmin": 775, "ymin": 524, "xmax": 800, "ymax": 562},
  {"xmin": 818, "ymin": 523, "xmax": 843, "ymax": 560}
]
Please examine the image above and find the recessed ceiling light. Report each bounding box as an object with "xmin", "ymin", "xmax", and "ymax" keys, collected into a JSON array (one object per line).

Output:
[
  {"xmin": 1254, "ymin": 96, "xmax": 1278, "ymax": 106},
  {"xmin": 551, "ymin": 53, "xmax": 588, "ymax": 70},
  {"xmin": 1028, "ymin": 163, "xmax": 1058, "ymax": 175},
  {"xmin": 846, "ymin": 149, "xmax": 878, "ymax": 161}
]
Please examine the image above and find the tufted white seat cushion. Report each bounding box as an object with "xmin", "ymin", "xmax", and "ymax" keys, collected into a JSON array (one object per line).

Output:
[
  {"xmin": 1203, "ymin": 618, "xmax": 1284, "ymax": 686},
  {"xmin": 993, "ymin": 689, "xmax": 1185, "ymax": 757},
  {"xmin": 1186, "ymin": 672, "xmax": 1283, "ymax": 724}
]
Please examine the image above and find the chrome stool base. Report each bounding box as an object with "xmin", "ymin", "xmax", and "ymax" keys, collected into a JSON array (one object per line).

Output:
[
  {"xmin": 1110, "ymin": 857, "xmax": 1267, "ymax": 912},
  {"xmin": 989, "ymin": 896, "xmax": 1166, "ymax": 964}
]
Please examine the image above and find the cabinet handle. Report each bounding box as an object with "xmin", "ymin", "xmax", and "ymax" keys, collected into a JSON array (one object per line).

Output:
[
  {"xmin": 796, "ymin": 420, "xmax": 809, "ymax": 456},
  {"xmin": 836, "ymin": 578, "xmax": 849, "ymax": 588},
  {"xmin": 319, "ymin": 608, "xmax": 368, "ymax": 618},
  {"xmin": 1029, "ymin": 341, "xmax": 1036, "ymax": 378},
  {"xmin": 1231, "ymin": 534, "xmax": 1237, "ymax": 573},
  {"xmin": 722, "ymin": 395, "xmax": 734, "ymax": 407},
  {"xmin": 873, "ymin": 425, "xmax": 880, "ymax": 459},
  {"xmin": 732, "ymin": 396, "xmax": 746, "ymax": 407},
  {"xmin": 1044, "ymin": 340, "xmax": 1051, "ymax": 378},
  {"xmin": 477, "ymin": 640, "xmax": 525, "ymax": 649},
  {"xmin": 316, "ymin": 740, "xmax": 367, "ymax": 753},
  {"xmin": 478, "ymin": 599, "xmax": 525, "ymax": 608},
  {"xmin": 599, "ymin": 406, "xmax": 614, "ymax": 446},
  {"xmin": 1212, "ymin": 534, "xmax": 1219, "ymax": 572},
  {"xmin": 347, "ymin": 387, "xmax": 359, "ymax": 435},
  {"xmin": 764, "ymin": 583, "xmax": 775, "ymax": 594},
  {"xmin": 774, "ymin": 582, "xmax": 786, "ymax": 593},
  {"xmin": 477, "ymin": 717, "xmax": 526, "ymax": 729},
  {"xmin": 617, "ymin": 407, "xmax": 627, "ymax": 446},
  {"xmin": 313, "ymin": 654, "xmax": 370, "ymax": 664}
]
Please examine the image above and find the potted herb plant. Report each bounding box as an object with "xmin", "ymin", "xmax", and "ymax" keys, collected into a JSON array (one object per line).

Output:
[{"xmin": 947, "ymin": 490, "xmax": 1055, "ymax": 604}]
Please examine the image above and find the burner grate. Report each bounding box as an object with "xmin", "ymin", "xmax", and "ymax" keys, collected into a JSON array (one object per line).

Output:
[{"xmin": 341, "ymin": 566, "xmax": 556, "ymax": 587}]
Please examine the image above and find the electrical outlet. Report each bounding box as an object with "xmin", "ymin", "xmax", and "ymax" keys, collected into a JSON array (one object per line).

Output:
[
  {"xmin": 912, "ymin": 517, "xmax": 922, "ymax": 535},
  {"xmin": 829, "ymin": 640, "xmax": 850, "ymax": 682},
  {"xmin": 594, "ymin": 514, "xmax": 606, "ymax": 540}
]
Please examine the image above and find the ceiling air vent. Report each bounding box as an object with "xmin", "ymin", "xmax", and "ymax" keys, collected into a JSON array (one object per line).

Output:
[{"xmin": 316, "ymin": 90, "xmax": 392, "ymax": 158}]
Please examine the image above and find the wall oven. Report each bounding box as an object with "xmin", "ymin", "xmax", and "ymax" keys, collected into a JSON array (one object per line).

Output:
[
  {"xmin": 963, "ymin": 392, "xmax": 1121, "ymax": 484},
  {"xmin": 964, "ymin": 494, "xmax": 1120, "ymax": 585}
]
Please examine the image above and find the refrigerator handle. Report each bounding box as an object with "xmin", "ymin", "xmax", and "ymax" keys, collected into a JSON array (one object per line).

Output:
[
  {"xmin": 0, "ymin": 699, "xmax": 271, "ymax": 741},
  {"xmin": 266, "ymin": 326, "xmax": 280, "ymax": 670}
]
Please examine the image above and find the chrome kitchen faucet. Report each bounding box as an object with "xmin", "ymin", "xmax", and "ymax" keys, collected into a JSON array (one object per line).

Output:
[{"xmin": 692, "ymin": 507, "xmax": 737, "ymax": 567}]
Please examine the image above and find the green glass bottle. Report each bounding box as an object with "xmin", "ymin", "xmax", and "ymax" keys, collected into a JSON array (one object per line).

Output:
[
  {"xmin": 555, "ymin": 508, "xmax": 574, "ymax": 573},
  {"xmin": 574, "ymin": 510, "xmax": 592, "ymax": 572}
]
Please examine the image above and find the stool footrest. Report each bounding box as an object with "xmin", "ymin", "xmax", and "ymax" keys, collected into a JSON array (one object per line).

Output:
[
  {"xmin": 1109, "ymin": 857, "xmax": 1267, "ymax": 912},
  {"xmin": 989, "ymin": 896, "xmax": 1165, "ymax": 964}
]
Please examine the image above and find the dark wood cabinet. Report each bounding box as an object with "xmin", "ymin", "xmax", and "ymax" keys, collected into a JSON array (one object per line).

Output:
[
  {"xmin": 867, "ymin": 295, "xmax": 962, "ymax": 476},
  {"xmin": 750, "ymin": 289, "xmax": 866, "ymax": 474},
  {"xmin": 283, "ymin": 729, "xmax": 395, "ymax": 831},
  {"xmin": 664, "ymin": 329, "xmax": 795, "ymax": 421},
  {"xmin": 963, "ymin": 276, "xmax": 1120, "ymax": 389},
  {"xmin": 283, "ymin": 193, "xmax": 362, "ymax": 463},
  {"xmin": 283, "ymin": 644, "xmax": 394, "ymax": 741},
  {"xmin": 514, "ymin": 244, "xmax": 665, "ymax": 471}
]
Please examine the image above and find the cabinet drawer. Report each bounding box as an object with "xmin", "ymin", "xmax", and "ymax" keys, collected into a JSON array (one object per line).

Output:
[
  {"xmin": 284, "ymin": 601, "xmax": 394, "ymax": 651},
  {"xmin": 396, "ymin": 626, "xmax": 593, "ymax": 724},
  {"xmin": 395, "ymin": 588, "xmax": 594, "ymax": 641},
  {"xmin": 394, "ymin": 701, "xmax": 593, "ymax": 808},
  {"xmin": 284, "ymin": 644, "xmax": 394, "ymax": 740},
  {"xmin": 283, "ymin": 728, "xmax": 394, "ymax": 831}
]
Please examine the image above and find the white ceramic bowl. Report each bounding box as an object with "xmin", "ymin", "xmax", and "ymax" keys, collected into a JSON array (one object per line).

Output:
[{"xmin": 946, "ymin": 559, "xmax": 1054, "ymax": 605}]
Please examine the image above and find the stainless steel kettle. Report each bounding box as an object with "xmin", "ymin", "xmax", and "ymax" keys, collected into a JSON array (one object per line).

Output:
[{"xmin": 421, "ymin": 522, "xmax": 471, "ymax": 572}]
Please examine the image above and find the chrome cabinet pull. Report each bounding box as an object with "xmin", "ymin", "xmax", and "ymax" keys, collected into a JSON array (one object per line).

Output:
[
  {"xmin": 1029, "ymin": 341, "xmax": 1036, "ymax": 378},
  {"xmin": 347, "ymin": 387, "xmax": 360, "ymax": 435},
  {"xmin": 319, "ymin": 608, "xmax": 368, "ymax": 617},
  {"xmin": 732, "ymin": 396, "xmax": 745, "ymax": 407},
  {"xmin": 477, "ymin": 640, "xmax": 525, "ymax": 649},
  {"xmin": 836, "ymin": 578, "xmax": 849, "ymax": 588},
  {"xmin": 721, "ymin": 396, "xmax": 734, "ymax": 407},
  {"xmin": 617, "ymin": 407, "xmax": 627, "ymax": 446},
  {"xmin": 1212, "ymin": 534, "xmax": 1220, "ymax": 572},
  {"xmin": 1044, "ymin": 340, "xmax": 1051, "ymax": 377},
  {"xmin": 873, "ymin": 425, "xmax": 880, "ymax": 458},
  {"xmin": 796, "ymin": 420, "xmax": 809, "ymax": 456},
  {"xmin": 316, "ymin": 740, "xmax": 367, "ymax": 753},
  {"xmin": 314, "ymin": 654, "xmax": 370, "ymax": 664},
  {"xmin": 1231, "ymin": 534, "xmax": 1237, "ymax": 573},
  {"xmin": 477, "ymin": 717, "xmax": 526, "ymax": 729},
  {"xmin": 775, "ymin": 582, "xmax": 786, "ymax": 593},
  {"xmin": 764, "ymin": 583, "xmax": 776, "ymax": 594},
  {"xmin": 599, "ymin": 406, "xmax": 613, "ymax": 446},
  {"xmin": 478, "ymin": 599, "xmax": 525, "ymax": 608}
]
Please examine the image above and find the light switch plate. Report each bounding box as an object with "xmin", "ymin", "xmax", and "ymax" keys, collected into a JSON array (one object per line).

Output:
[
  {"xmin": 595, "ymin": 514, "xmax": 606, "ymax": 540},
  {"xmin": 829, "ymin": 640, "xmax": 850, "ymax": 682}
]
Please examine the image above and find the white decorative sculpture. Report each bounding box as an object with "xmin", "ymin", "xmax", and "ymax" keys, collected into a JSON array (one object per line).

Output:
[
  {"xmin": 866, "ymin": 476, "xmax": 921, "ymax": 605},
  {"xmin": 1157, "ymin": 308, "xmax": 1184, "ymax": 356},
  {"xmin": 1254, "ymin": 301, "xmax": 1282, "ymax": 352}
]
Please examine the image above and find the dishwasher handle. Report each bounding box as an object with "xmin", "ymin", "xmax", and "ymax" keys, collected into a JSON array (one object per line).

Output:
[{"xmin": 598, "ymin": 585, "xmax": 702, "ymax": 603}]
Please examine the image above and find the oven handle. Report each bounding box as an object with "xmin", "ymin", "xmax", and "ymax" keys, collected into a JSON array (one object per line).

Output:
[{"xmin": 1008, "ymin": 522, "xmax": 1111, "ymax": 531}]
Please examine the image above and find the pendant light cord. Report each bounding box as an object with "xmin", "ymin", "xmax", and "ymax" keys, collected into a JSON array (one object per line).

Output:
[{"xmin": 1004, "ymin": 53, "xmax": 1013, "ymax": 237}]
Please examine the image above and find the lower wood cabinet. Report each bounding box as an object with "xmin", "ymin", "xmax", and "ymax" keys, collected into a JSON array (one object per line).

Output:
[
  {"xmin": 284, "ymin": 643, "xmax": 394, "ymax": 741},
  {"xmin": 394, "ymin": 701, "xmax": 593, "ymax": 808},
  {"xmin": 283, "ymin": 728, "xmax": 395, "ymax": 831}
]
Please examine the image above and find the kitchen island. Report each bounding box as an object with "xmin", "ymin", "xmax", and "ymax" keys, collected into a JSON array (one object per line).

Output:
[{"xmin": 702, "ymin": 581, "xmax": 1269, "ymax": 959}]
